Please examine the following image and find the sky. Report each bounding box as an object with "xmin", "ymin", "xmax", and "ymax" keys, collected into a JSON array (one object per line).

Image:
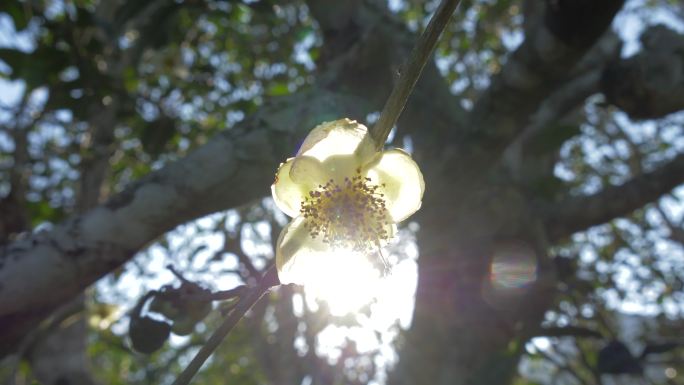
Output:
[{"xmin": 1, "ymin": 1, "xmax": 684, "ymax": 384}]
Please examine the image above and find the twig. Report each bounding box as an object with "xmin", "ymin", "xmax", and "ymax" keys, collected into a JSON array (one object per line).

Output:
[
  {"xmin": 167, "ymin": 264, "xmax": 193, "ymax": 285},
  {"xmin": 231, "ymin": 243, "xmax": 260, "ymax": 281},
  {"xmin": 536, "ymin": 347, "xmax": 591, "ymax": 385},
  {"xmin": 155, "ymin": 285, "xmax": 247, "ymax": 303},
  {"xmin": 183, "ymin": 286, "xmax": 246, "ymax": 302},
  {"xmin": 575, "ymin": 338, "xmax": 604, "ymax": 385},
  {"xmin": 370, "ymin": 0, "xmax": 461, "ymax": 148},
  {"xmin": 170, "ymin": 266, "xmax": 279, "ymax": 385},
  {"xmin": 224, "ymin": 221, "xmax": 261, "ymax": 280}
]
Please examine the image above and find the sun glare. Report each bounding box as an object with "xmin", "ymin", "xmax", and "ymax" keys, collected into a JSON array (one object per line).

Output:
[{"xmin": 299, "ymin": 250, "xmax": 384, "ymax": 316}]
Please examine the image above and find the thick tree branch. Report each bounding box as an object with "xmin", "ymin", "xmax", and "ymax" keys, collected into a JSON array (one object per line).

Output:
[
  {"xmin": 502, "ymin": 32, "xmax": 622, "ymax": 181},
  {"xmin": 0, "ymin": 88, "xmax": 372, "ymax": 355},
  {"xmin": 172, "ymin": 2, "xmax": 464, "ymax": 383},
  {"xmin": 545, "ymin": 153, "xmax": 684, "ymax": 240},
  {"xmin": 0, "ymin": 0, "xmax": 465, "ymax": 359},
  {"xmin": 503, "ymin": 53, "xmax": 617, "ymax": 176},
  {"xmin": 0, "ymin": 0, "xmax": 466, "ymax": 345},
  {"xmin": 601, "ymin": 25, "xmax": 684, "ymax": 120},
  {"xmin": 544, "ymin": 0, "xmax": 625, "ymax": 49},
  {"xmin": 451, "ymin": 0, "xmax": 625, "ymax": 174},
  {"xmin": 521, "ymin": 31, "xmax": 622, "ymax": 144},
  {"xmin": 308, "ymin": 0, "xmax": 466, "ymax": 145}
]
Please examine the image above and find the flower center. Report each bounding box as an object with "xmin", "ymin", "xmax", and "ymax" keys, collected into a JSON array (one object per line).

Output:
[{"xmin": 300, "ymin": 169, "xmax": 390, "ymax": 253}]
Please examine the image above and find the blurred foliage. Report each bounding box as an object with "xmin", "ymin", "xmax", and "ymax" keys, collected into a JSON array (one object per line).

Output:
[{"xmin": 1, "ymin": 0, "xmax": 684, "ymax": 384}]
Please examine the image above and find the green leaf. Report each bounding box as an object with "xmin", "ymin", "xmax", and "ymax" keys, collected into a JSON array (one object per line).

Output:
[
  {"xmin": 266, "ymin": 82, "xmax": 290, "ymax": 96},
  {"xmin": 0, "ymin": 1, "xmax": 30, "ymax": 30},
  {"xmin": 26, "ymin": 201, "xmax": 66, "ymax": 226}
]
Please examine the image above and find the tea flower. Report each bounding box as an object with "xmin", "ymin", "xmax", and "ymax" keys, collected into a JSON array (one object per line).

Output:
[{"xmin": 272, "ymin": 119, "xmax": 424, "ymax": 285}]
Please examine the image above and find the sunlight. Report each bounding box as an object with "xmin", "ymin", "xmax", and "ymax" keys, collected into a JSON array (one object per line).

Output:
[
  {"xmin": 299, "ymin": 249, "xmax": 384, "ymax": 316},
  {"xmin": 305, "ymin": 251, "xmax": 419, "ymax": 383}
]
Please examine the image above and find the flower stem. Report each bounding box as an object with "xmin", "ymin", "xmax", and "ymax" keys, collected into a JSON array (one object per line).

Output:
[
  {"xmin": 370, "ymin": 0, "xmax": 462, "ymax": 149},
  {"xmin": 170, "ymin": 266, "xmax": 279, "ymax": 385}
]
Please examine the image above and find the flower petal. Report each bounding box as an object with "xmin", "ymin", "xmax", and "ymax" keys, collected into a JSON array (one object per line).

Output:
[
  {"xmin": 275, "ymin": 216, "xmax": 328, "ymax": 285},
  {"xmin": 275, "ymin": 216, "xmax": 393, "ymax": 285},
  {"xmin": 368, "ymin": 149, "xmax": 425, "ymax": 222},
  {"xmin": 272, "ymin": 158, "xmax": 309, "ymax": 218},
  {"xmin": 289, "ymin": 155, "xmax": 329, "ymax": 186},
  {"xmin": 298, "ymin": 119, "xmax": 376, "ymax": 164}
]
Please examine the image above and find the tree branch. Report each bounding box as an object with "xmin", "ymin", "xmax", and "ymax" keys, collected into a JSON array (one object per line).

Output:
[
  {"xmin": 370, "ymin": 0, "xmax": 461, "ymax": 148},
  {"xmin": 171, "ymin": 2, "xmax": 466, "ymax": 383},
  {"xmin": 545, "ymin": 153, "xmax": 684, "ymax": 240},
  {"xmin": 0, "ymin": 0, "xmax": 466, "ymax": 357},
  {"xmin": 307, "ymin": 0, "xmax": 467, "ymax": 148},
  {"xmin": 230, "ymin": 219, "xmax": 261, "ymax": 282},
  {"xmin": 451, "ymin": 0, "xmax": 625, "ymax": 173},
  {"xmin": 0, "ymin": 88, "xmax": 371, "ymax": 356},
  {"xmin": 601, "ymin": 25, "xmax": 684, "ymax": 120},
  {"xmin": 510, "ymin": 31, "xmax": 621, "ymax": 152}
]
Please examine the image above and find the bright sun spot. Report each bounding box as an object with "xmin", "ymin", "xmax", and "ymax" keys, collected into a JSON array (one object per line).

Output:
[
  {"xmin": 295, "ymin": 245, "xmax": 419, "ymax": 382},
  {"xmin": 299, "ymin": 250, "xmax": 384, "ymax": 316}
]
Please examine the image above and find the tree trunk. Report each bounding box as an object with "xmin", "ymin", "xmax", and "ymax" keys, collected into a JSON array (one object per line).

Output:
[{"xmin": 4, "ymin": 1, "xmax": 684, "ymax": 384}]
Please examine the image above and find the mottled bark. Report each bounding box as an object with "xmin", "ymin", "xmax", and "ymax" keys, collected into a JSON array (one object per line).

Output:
[
  {"xmin": 2, "ymin": 1, "xmax": 684, "ymax": 385},
  {"xmin": 546, "ymin": 153, "xmax": 684, "ymax": 241},
  {"xmin": 388, "ymin": 2, "xmax": 626, "ymax": 384}
]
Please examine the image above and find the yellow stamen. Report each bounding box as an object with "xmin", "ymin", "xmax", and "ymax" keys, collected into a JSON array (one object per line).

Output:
[{"xmin": 300, "ymin": 170, "xmax": 390, "ymax": 254}]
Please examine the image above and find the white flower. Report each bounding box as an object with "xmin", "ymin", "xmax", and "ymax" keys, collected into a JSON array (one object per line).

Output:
[{"xmin": 271, "ymin": 119, "xmax": 424, "ymax": 285}]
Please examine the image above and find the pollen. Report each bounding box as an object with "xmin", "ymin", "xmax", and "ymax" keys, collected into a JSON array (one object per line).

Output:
[{"xmin": 300, "ymin": 169, "xmax": 390, "ymax": 253}]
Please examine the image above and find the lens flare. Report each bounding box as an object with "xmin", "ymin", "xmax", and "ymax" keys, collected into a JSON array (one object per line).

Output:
[{"xmin": 489, "ymin": 242, "xmax": 538, "ymax": 291}]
